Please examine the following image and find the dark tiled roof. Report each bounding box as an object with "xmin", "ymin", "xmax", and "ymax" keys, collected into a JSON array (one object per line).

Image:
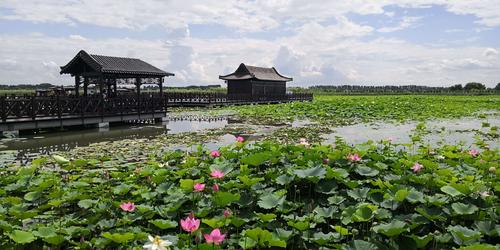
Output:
[
  {"xmin": 219, "ymin": 63, "xmax": 292, "ymax": 82},
  {"xmin": 60, "ymin": 50, "xmax": 174, "ymax": 77}
]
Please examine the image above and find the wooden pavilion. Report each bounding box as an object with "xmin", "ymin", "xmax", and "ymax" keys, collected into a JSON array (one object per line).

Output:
[
  {"xmin": 219, "ymin": 63, "xmax": 292, "ymax": 97},
  {"xmin": 60, "ymin": 50, "xmax": 174, "ymax": 97}
]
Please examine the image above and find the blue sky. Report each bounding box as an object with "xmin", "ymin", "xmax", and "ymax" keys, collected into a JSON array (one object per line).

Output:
[{"xmin": 0, "ymin": 1, "xmax": 499, "ymax": 87}]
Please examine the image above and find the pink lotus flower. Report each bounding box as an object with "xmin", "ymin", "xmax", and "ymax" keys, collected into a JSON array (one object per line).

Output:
[
  {"xmin": 210, "ymin": 170, "xmax": 225, "ymax": 179},
  {"xmin": 120, "ymin": 202, "xmax": 136, "ymax": 212},
  {"xmin": 480, "ymin": 191, "xmax": 491, "ymax": 198},
  {"xmin": 468, "ymin": 149, "xmax": 480, "ymax": 157},
  {"xmin": 236, "ymin": 136, "xmax": 245, "ymax": 143},
  {"xmin": 223, "ymin": 209, "xmax": 232, "ymax": 218},
  {"xmin": 210, "ymin": 150, "xmax": 221, "ymax": 158},
  {"xmin": 347, "ymin": 154, "xmax": 361, "ymax": 162},
  {"xmin": 323, "ymin": 158, "xmax": 330, "ymax": 165},
  {"xmin": 411, "ymin": 163, "xmax": 424, "ymax": 173},
  {"xmin": 193, "ymin": 183, "xmax": 205, "ymax": 192},
  {"xmin": 204, "ymin": 229, "xmax": 226, "ymax": 245},
  {"xmin": 213, "ymin": 183, "xmax": 219, "ymax": 192},
  {"xmin": 180, "ymin": 215, "xmax": 200, "ymax": 233}
]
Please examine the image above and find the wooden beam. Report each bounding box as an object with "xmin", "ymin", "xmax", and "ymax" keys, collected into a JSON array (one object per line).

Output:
[
  {"xmin": 75, "ymin": 74, "xmax": 80, "ymax": 97},
  {"xmin": 83, "ymin": 76, "xmax": 89, "ymax": 96}
]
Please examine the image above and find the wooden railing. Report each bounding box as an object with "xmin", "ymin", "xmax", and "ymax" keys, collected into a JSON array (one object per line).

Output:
[{"xmin": 1, "ymin": 93, "xmax": 313, "ymax": 122}]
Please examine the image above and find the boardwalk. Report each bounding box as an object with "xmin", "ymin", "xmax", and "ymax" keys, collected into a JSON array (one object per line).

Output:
[{"xmin": 1, "ymin": 92, "xmax": 312, "ymax": 131}]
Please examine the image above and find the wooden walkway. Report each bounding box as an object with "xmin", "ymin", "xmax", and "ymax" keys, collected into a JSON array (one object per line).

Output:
[{"xmin": 0, "ymin": 92, "xmax": 312, "ymax": 131}]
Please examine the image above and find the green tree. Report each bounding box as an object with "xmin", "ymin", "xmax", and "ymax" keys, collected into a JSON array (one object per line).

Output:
[
  {"xmin": 495, "ymin": 83, "xmax": 500, "ymax": 91},
  {"xmin": 449, "ymin": 84, "xmax": 463, "ymax": 91},
  {"xmin": 463, "ymin": 82, "xmax": 486, "ymax": 91}
]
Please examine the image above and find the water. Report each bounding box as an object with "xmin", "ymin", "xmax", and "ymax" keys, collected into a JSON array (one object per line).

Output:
[
  {"xmin": 1, "ymin": 114, "xmax": 498, "ymax": 165},
  {"xmin": 323, "ymin": 116, "xmax": 500, "ymax": 149}
]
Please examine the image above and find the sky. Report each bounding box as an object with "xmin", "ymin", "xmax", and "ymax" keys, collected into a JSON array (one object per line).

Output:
[{"xmin": 0, "ymin": 0, "xmax": 499, "ymax": 87}]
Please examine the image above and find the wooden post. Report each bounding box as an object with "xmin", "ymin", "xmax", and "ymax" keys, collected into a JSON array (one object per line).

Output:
[
  {"xmin": 83, "ymin": 76, "xmax": 88, "ymax": 96},
  {"xmin": 113, "ymin": 78, "xmax": 117, "ymax": 97},
  {"xmin": 75, "ymin": 74, "xmax": 80, "ymax": 97},
  {"xmin": 1, "ymin": 96, "xmax": 6, "ymax": 122},
  {"xmin": 136, "ymin": 77, "xmax": 141, "ymax": 115}
]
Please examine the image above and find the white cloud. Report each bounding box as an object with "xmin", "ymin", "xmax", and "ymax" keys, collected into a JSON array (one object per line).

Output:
[{"xmin": 378, "ymin": 16, "xmax": 422, "ymax": 33}]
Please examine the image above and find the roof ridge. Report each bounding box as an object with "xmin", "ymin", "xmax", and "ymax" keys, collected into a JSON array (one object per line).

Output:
[{"xmin": 90, "ymin": 54, "xmax": 142, "ymax": 60}]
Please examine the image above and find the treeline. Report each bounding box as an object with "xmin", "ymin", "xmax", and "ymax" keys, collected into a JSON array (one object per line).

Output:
[{"xmin": 304, "ymin": 82, "xmax": 500, "ymax": 95}]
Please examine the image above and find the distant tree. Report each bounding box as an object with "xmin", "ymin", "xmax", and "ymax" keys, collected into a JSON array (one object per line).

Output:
[
  {"xmin": 449, "ymin": 84, "xmax": 463, "ymax": 91},
  {"xmin": 495, "ymin": 83, "xmax": 500, "ymax": 91},
  {"xmin": 464, "ymin": 82, "xmax": 486, "ymax": 91}
]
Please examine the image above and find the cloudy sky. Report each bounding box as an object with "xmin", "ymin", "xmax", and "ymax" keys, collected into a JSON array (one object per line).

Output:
[{"xmin": 1, "ymin": 0, "xmax": 499, "ymax": 87}]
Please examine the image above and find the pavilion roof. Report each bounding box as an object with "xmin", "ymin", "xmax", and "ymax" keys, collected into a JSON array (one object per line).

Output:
[
  {"xmin": 219, "ymin": 63, "xmax": 292, "ymax": 82},
  {"xmin": 60, "ymin": 50, "xmax": 174, "ymax": 77}
]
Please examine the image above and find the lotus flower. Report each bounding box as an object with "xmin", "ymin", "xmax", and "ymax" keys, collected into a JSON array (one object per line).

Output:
[
  {"xmin": 236, "ymin": 136, "xmax": 245, "ymax": 143},
  {"xmin": 411, "ymin": 163, "xmax": 424, "ymax": 173},
  {"xmin": 323, "ymin": 158, "xmax": 330, "ymax": 165},
  {"xmin": 489, "ymin": 167, "xmax": 496, "ymax": 173},
  {"xmin": 193, "ymin": 183, "xmax": 205, "ymax": 192},
  {"xmin": 213, "ymin": 183, "xmax": 219, "ymax": 192},
  {"xmin": 468, "ymin": 149, "xmax": 479, "ymax": 157},
  {"xmin": 204, "ymin": 229, "xmax": 226, "ymax": 245},
  {"xmin": 210, "ymin": 150, "xmax": 221, "ymax": 158},
  {"xmin": 143, "ymin": 235, "xmax": 173, "ymax": 250},
  {"xmin": 223, "ymin": 209, "xmax": 231, "ymax": 218},
  {"xmin": 180, "ymin": 215, "xmax": 200, "ymax": 233},
  {"xmin": 210, "ymin": 170, "xmax": 225, "ymax": 179},
  {"xmin": 480, "ymin": 191, "xmax": 491, "ymax": 198},
  {"xmin": 436, "ymin": 155, "xmax": 445, "ymax": 160},
  {"xmin": 347, "ymin": 154, "xmax": 361, "ymax": 162},
  {"xmin": 120, "ymin": 202, "xmax": 136, "ymax": 212}
]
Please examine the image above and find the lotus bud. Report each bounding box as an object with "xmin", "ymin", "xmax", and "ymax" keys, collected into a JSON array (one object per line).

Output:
[{"xmin": 489, "ymin": 167, "xmax": 496, "ymax": 173}]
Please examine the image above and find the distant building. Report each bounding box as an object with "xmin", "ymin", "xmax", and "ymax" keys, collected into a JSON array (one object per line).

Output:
[{"xmin": 219, "ymin": 63, "xmax": 292, "ymax": 97}]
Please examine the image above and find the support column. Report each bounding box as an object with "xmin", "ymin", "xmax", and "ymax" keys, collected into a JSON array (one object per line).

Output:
[
  {"xmin": 99, "ymin": 76, "xmax": 104, "ymax": 95},
  {"xmin": 107, "ymin": 78, "xmax": 112, "ymax": 97},
  {"xmin": 83, "ymin": 76, "xmax": 89, "ymax": 96},
  {"xmin": 159, "ymin": 77, "xmax": 163, "ymax": 95},
  {"xmin": 75, "ymin": 74, "xmax": 80, "ymax": 97},
  {"xmin": 113, "ymin": 78, "xmax": 117, "ymax": 97}
]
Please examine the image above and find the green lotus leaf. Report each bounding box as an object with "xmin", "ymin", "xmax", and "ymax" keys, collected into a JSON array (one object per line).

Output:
[
  {"xmin": 406, "ymin": 190, "xmax": 425, "ymax": 203},
  {"xmin": 409, "ymin": 234, "xmax": 433, "ymax": 248},
  {"xmin": 256, "ymin": 213, "xmax": 277, "ymax": 222},
  {"xmin": 52, "ymin": 155, "xmax": 69, "ymax": 165},
  {"xmin": 33, "ymin": 227, "xmax": 57, "ymax": 238},
  {"xmin": 451, "ymin": 202, "xmax": 478, "ymax": 215},
  {"xmin": 352, "ymin": 205, "xmax": 375, "ymax": 222},
  {"xmin": 394, "ymin": 189, "xmax": 408, "ymax": 202},
  {"xmin": 240, "ymin": 151, "xmax": 276, "ymax": 166},
  {"xmin": 24, "ymin": 191, "xmax": 42, "ymax": 202},
  {"xmin": 202, "ymin": 218, "xmax": 225, "ymax": 228},
  {"xmin": 239, "ymin": 237, "xmax": 257, "ymax": 249},
  {"xmin": 314, "ymin": 206, "xmax": 336, "ymax": 219},
  {"xmin": 244, "ymin": 228, "xmax": 273, "ymax": 245},
  {"xmin": 294, "ymin": 165, "xmax": 326, "ymax": 180},
  {"xmin": 275, "ymin": 174, "xmax": 294, "ymax": 185},
  {"xmin": 312, "ymin": 232, "xmax": 335, "ymax": 245},
  {"xmin": 440, "ymin": 185, "xmax": 463, "ymax": 197},
  {"xmin": 287, "ymin": 220, "xmax": 310, "ymax": 231},
  {"xmin": 347, "ymin": 188, "xmax": 370, "ymax": 200},
  {"xmin": 8, "ymin": 230, "xmax": 36, "ymax": 244},
  {"xmin": 258, "ymin": 193, "xmax": 285, "ymax": 209},
  {"xmin": 344, "ymin": 240, "xmax": 379, "ymax": 250},
  {"xmin": 457, "ymin": 244, "xmax": 498, "ymax": 250},
  {"xmin": 328, "ymin": 168, "xmax": 349, "ymax": 179},
  {"xmin": 213, "ymin": 192, "xmax": 240, "ymax": 207},
  {"xmin": 355, "ymin": 166, "xmax": 379, "ymax": 177},
  {"xmin": 149, "ymin": 219, "xmax": 177, "ymax": 229},
  {"xmin": 315, "ymin": 179, "xmax": 337, "ymax": 194},
  {"xmin": 238, "ymin": 176, "xmax": 264, "ymax": 187},
  {"xmin": 372, "ymin": 220, "xmax": 407, "ymax": 237},
  {"xmin": 447, "ymin": 225, "xmax": 481, "ymax": 245},
  {"xmin": 77, "ymin": 199, "xmax": 97, "ymax": 209},
  {"xmin": 328, "ymin": 196, "xmax": 346, "ymax": 205},
  {"xmin": 274, "ymin": 228, "xmax": 293, "ymax": 240},
  {"xmin": 333, "ymin": 225, "xmax": 351, "ymax": 236},
  {"xmin": 179, "ymin": 179, "xmax": 195, "ymax": 192},
  {"xmin": 102, "ymin": 232, "xmax": 135, "ymax": 244}
]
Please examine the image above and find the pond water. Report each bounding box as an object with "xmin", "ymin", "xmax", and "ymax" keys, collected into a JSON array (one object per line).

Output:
[
  {"xmin": 1, "ymin": 114, "xmax": 498, "ymax": 165},
  {"xmin": 323, "ymin": 116, "xmax": 500, "ymax": 149}
]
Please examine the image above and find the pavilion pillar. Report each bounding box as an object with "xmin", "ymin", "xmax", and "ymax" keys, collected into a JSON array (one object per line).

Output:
[
  {"xmin": 83, "ymin": 76, "xmax": 89, "ymax": 96},
  {"xmin": 159, "ymin": 77, "xmax": 163, "ymax": 95},
  {"xmin": 99, "ymin": 76, "xmax": 104, "ymax": 96},
  {"xmin": 107, "ymin": 78, "xmax": 112, "ymax": 96},
  {"xmin": 75, "ymin": 74, "xmax": 80, "ymax": 97},
  {"xmin": 113, "ymin": 78, "xmax": 117, "ymax": 97},
  {"xmin": 136, "ymin": 77, "xmax": 141, "ymax": 96}
]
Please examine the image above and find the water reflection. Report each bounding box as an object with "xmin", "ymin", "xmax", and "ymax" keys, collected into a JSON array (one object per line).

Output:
[
  {"xmin": 0, "ymin": 116, "xmax": 232, "ymax": 164},
  {"xmin": 323, "ymin": 116, "xmax": 500, "ymax": 149}
]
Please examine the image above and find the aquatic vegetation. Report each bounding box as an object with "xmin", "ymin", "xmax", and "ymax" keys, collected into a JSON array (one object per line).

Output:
[
  {"xmin": 0, "ymin": 135, "xmax": 498, "ymax": 249},
  {"xmin": 220, "ymin": 95, "xmax": 500, "ymax": 124}
]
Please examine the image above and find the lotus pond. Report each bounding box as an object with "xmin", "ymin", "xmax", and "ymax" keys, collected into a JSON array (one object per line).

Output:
[{"xmin": 0, "ymin": 95, "xmax": 499, "ymax": 249}]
